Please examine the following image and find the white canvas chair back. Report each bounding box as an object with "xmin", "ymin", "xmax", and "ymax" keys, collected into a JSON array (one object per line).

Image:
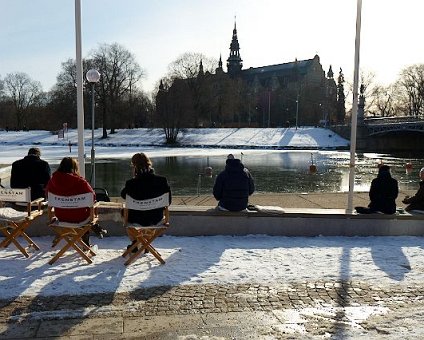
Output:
[
  {"xmin": 48, "ymin": 192, "xmax": 94, "ymax": 209},
  {"xmin": 0, "ymin": 188, "xmax": 31, "ymax": 203},
  {"xmin": 0, "ymin": 188, "xmax": 42, "ymax": 258},
  {"xmin": 125, "ymin": 193, "xmax": 169, "ymax": 211}
]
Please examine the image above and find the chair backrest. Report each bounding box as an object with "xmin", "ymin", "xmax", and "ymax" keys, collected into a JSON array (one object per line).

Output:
[
  {"xmin": 47, "ymin": 192, "xmax": 94, "ymax": 209},
  {"xmin": 0, "ymin": 188, "xmax": 31, "ymax": 203},
  {"xmin": 125, "ymin": 192, "xmax": 169, "ymax": 211},
  {"xmin": 0, "ymin": 188, "xmax": 32, "ymax": 215}
]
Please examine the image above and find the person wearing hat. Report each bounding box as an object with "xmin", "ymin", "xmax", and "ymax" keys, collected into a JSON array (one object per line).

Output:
[
  {"xmin": 402, "ymin": 167, "xmax": 424, "ymax": 212},
  {"xmin": 11, "ymin": 147, "xmax": 51, "ymax": 200},
  {"xmin": 355, "ymin": 165, "xmax": 399, "ymax": 214},
  {"xmin": 213, "ymin": 154, "xmax": 255, "ymax": 211}
]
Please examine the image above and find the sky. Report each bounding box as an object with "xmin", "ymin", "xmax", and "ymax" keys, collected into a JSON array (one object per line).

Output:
[{"xmin": 1, "ymin": 1, "xmax": 423, "ymax": 95}]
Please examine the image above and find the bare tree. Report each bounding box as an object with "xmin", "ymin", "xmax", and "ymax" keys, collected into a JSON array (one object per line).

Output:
[
  {"xmin": 3, "ymin": 72, "xmax": 42, "ymax": 129},
  {"xmin": 48, "ymin": 59, "xmax": 80, "ymax": 128},
  {"xmin": 371, "ymin": 84, "xmax": 396, "ymax": 117},
  {"xmin": 396, "ymin": 64, "xmax": 424, "ymax": 117},
  {"xmin": 167, "ymin": 52, "xmax": 217, "ymax": 126},
  {"xmin": 89, "ymin": 43, "xmax": 144, "ymax": 138}
]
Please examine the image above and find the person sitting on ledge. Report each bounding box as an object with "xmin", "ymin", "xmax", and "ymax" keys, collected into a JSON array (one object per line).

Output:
[
  {"xmin": 403, "ymin": 167, "xmax": 424, "ymax": 212},
  {"xmin": 213, "ymin": 154, "xmax": 255, "ymax": 212},
  {"xmin": 355, "ymin": 164, "xmax": 398, "ymax": 214}
]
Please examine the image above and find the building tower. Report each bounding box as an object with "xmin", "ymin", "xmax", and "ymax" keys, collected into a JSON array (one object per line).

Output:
[{"xmin": 227, "ymin": 21, "xmax": 243, "ymax": 78}]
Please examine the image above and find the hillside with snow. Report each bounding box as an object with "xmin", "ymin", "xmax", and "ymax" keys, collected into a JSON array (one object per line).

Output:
[{"xmin": 0, "ymin": 127, "xmax": 349, "ymax": 149}]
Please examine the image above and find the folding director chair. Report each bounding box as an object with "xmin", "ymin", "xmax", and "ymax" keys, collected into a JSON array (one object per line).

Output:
[
  {"xmin": 122, "ymin": 192, "xmax": 170, "ymax": 266},
  {"xmin": 47, "ymin": 192, "xmax": 99, "ymax": 265},
  {"xmin": 0, "ymin": 188, "xmax": 44, "ymax": 258}
]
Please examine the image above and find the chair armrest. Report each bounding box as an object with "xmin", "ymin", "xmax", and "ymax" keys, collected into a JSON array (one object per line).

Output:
[{"xmin": 31, "ymin": 198, "xmax": 45, "ymax": 211}]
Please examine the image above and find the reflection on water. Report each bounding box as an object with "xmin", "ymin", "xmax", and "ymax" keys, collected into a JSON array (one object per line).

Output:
[{"xmin": 86, "ymin": 151, "xmax": 423, "ymax": 196}]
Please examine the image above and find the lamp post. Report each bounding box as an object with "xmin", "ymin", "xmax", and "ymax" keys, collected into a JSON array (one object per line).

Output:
[
  {"xmin": 268, "ymin": 90, "xmax": 271, "ymax": 128},
  {"xmin": 295, "ymin": 93, "xmax": 299, "ymax": 130},
  {"xmin": 86, "ymin": 69, "xmax": 101, "ymax": 188}
]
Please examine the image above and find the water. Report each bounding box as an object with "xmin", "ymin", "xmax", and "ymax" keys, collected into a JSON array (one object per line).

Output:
[{"xmin": 85, "ymin": 151, "xmax": 423, "ymax": 197}]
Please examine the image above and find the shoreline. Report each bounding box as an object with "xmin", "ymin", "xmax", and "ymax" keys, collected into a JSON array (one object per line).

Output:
[{"xmin": 165, "ymin": 191, "xmax": 417, "ymax": 210}]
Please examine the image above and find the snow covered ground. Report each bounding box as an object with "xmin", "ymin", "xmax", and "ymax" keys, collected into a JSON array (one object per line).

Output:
[
  {"xmin": 0, "ymin": 127, "xmax": 349, "ymax": 150},
  {"xmin": 1, "ymin": 235, "xmax": 423, "ymax": 300}
]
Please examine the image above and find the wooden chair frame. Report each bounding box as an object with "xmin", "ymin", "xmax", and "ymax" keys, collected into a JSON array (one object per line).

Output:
[
  {"xmin": 122, "ymin": 193, "xmax": 170, "ymax": 266},
  {"xmin": 0, "ymin": 188, "xmax": 44, "ymax": 258},
  {"xmin": 47, "ymin": 192, "xmax": 99, "ymax": 265}
]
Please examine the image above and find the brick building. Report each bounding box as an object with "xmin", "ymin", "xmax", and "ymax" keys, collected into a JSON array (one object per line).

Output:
[{"xmin": 156, "ymin": 22, "xmax": 340, "ymax": 128}]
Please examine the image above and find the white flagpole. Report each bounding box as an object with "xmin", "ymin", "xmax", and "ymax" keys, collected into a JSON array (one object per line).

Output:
[
  {"xmin": 347, "ymin": 0, "xmax": 363, "ymax": 213},
  {"xmin": 75, "ymin": 0, "xmax": 85, "ymax": 177}
]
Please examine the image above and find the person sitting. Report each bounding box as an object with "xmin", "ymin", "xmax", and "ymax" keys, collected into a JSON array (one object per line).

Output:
[
  {"xmin": 120, "ymin": 153, "xmax": 171, "ymax": 251},
  {"xmin": 213, "ymin": 154, "xmax": 255, "ymax": 212},
  {"xmin": 11, "ymin": 147, "xmax": 51, "ymax": 200},
  {"xmin": 45, "ymin": 157, "xmax": 97, "ymax": 246},
  {"xmin": 355, "ymin": 165, "xmax": 399, "ymax": 214},
  {"xmin": 403, "ymin": 167, "xmax": 424, "ymax": 212}
]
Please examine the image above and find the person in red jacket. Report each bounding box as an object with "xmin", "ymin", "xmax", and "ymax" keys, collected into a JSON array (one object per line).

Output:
[{"xmin": 46, "ymin": 157, "xmax": 96, "ymax": 245}]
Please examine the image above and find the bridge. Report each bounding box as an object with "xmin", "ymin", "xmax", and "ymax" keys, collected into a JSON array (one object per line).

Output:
[
  {"xmin": 364, "ymin": 116, "xmax": 424, "ymax": 135},
  {"xmin": 331, "ymin": 115, "xmax": 424, "ymax": 151}
]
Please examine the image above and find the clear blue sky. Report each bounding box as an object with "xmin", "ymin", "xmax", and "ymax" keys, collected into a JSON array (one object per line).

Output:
[{"xmin": 1, "ymin": 0, "xmax": 423, "ymax": 94}]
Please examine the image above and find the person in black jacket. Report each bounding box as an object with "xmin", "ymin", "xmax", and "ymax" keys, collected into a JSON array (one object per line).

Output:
[
  {"xmin": 11, "ymin": 147, "xmax": 51, "ymax": 200},
  {"xmin": 355, "ymin": 165, "xmax": 399, "ymax": 214},
  {"xmin": 213, "ymin": 154, "xmax": 255, "ymax": 211},
  {"xmin": 121, "ymin": 152, "xmax": 171, "ymax": 226},
  {"xmin": 403, "ymin": 167, "xmax": 424, "ymax": 212}
]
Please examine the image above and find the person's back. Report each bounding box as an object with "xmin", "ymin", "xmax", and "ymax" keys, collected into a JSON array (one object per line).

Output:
[
  {"xmin": 213, "ymin": 154, "xmax": 255, "ymax": 211},
  {"xmin": 121, "ymin": 153, "xmax": 171, "ymax": 226},
  {"xmin": 361, "ymin": 165, "xmax": 398, "ymax": 214},
  {"xmin": 403, "ymin": 167, "xmax": 424, "ymax": 211},
  {"xmin": 11, "ymin": 147, "xmax": 51, "ymax": 200},
  {"xmin": 46, "ymin": 157, "xmax": 95, "ymax": 223}
]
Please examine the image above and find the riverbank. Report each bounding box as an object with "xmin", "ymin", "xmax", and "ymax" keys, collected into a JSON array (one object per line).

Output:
[
  {"xmin": 0, "ymin": 127, "xmax": 349, "ymax": 150},
  {"xmin": 160, "ymin": 191, "xmax": 417, "ymax": 210}
]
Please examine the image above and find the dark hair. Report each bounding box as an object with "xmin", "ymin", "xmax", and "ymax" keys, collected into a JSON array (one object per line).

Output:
[
  {"xmin": 57, "ymin": 157, "xmax": 80, "ymax": 175},
  {"xmin": 131, "ymin": 153, "xmax": 152, "ymax": 176},
  {"xmin": 28, "ymin": 147, "xmax": 41, "ymax": 157},
  {"xmin": 379, "ymin": 165, "xmax": 390, "ymax": 173}
]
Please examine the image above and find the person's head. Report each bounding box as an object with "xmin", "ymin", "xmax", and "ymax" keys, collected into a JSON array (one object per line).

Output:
[
  {"xmin": 378, "ymin": 164, "xmax": 391, "ymax": 176},
  {"xmin": 131, "ymin": 152, "xmax": 152, "ymax": 176},
  {"xmin": 28, "ymin": 147, "xmax": 41, "ymax": 157},
  {"xmin": 227, "ymin": 154, "xmax": 235, "ymax": 160},
  {"xmin": 57, "ymin": 157, "xmax": 80, "ymax": 175},
  {"xmin": 420, "ymin": 167, "xmax": 424, "ymax": 180}
]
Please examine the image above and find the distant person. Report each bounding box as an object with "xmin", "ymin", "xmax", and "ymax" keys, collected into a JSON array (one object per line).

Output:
[
  {"xmin": 402, "ymin": 167, "xmax": 424, "ymax": 212},
  {"xmin": 213, "ymin": 154, "xmax": 255, "ymax": 211},
  {"xmin": 121, "ymin": 153, "xmax": 171, "ymax": 251},
  {"xmin": 355, "ymin": 165, "xmax": 399, "ymax": 214},
  {"xmin": 46, "ymin": 157, "xmax": 104, "ymax": 246},
  {"xmin": 11, "ymin": 147, "xmax": 51, "ymax": 200}
]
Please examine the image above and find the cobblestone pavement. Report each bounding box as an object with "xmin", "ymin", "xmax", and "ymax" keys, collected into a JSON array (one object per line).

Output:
[{"xmin": 1, "ymin": 281, "xmax": 424, "ymax": 339}]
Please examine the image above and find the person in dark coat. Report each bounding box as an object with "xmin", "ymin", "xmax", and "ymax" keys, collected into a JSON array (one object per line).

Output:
[
  {"xmin": 121, "ymin": 152, "xmax": 172, "ymax": 226},
  {"xmin": 355, "ymin": 165, "xmax": 399, "ymax": 214},
  {"xmin": 403, "ymin": 167, "xmax": 424, "ymax": 212},
  {"xmin": 11, "ymin": 147, "xmax": 51, "ymax": 200},
  {"xmin": 213, "ymin": 154, "xmax": 255, "ymax": 211}
]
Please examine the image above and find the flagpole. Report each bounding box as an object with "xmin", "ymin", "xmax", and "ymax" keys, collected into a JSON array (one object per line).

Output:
[
  {"xmin": 347, "ymin": 0, "xmax": 362, "ymax": 213},
  {"xmin": 75, "ymin": 0, "xmax": 85, "ymax": 177}
]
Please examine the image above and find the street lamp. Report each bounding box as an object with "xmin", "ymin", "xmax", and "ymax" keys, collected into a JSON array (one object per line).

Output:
[{"xmin": 86, "ymin": 69, "xmax": 101, "ymax": 188}]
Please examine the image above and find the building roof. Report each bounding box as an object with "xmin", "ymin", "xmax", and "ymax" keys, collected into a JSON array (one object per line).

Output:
[{"xmin": 242, "ymin": 58, "xmax": 314, "ymax": 78}]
